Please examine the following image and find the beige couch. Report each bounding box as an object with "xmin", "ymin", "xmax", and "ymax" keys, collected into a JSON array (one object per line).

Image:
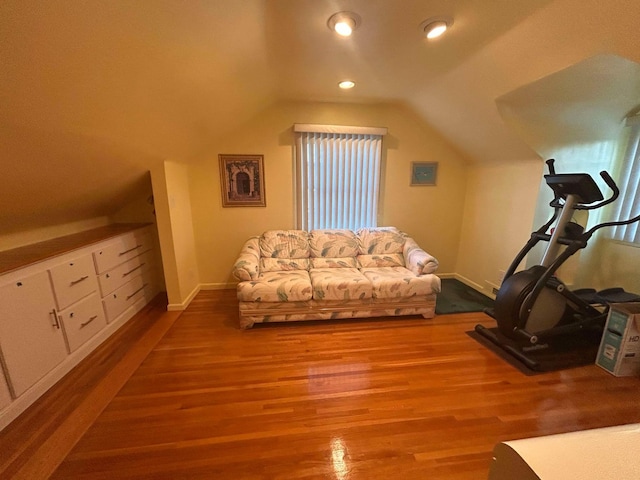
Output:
[{"xmin": 232, "ymin": 227, "xmax": 441, "ymax": 329}]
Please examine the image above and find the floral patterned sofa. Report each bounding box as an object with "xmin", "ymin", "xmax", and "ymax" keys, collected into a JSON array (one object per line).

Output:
[{"xmin": 232, "ymin": 227, "xmax": 441, "ymax": 329}]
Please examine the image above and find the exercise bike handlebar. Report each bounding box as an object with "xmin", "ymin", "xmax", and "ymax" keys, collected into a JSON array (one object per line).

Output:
[
  {"xmin": 545, "ymin": 158, "xmax": 556, "ymax": 175},
  {"xmin": 576, "ymin": 170, "xmax": 619, "ymax": 211}
]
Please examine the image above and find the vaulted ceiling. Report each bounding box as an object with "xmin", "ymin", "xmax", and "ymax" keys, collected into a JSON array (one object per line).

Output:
[{"xmin": 1, "ymin": 0, "xmax": 639, "ymax": 235}]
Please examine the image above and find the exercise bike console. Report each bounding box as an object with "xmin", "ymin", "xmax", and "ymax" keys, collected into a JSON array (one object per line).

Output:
[{"xmin": 544, "ymin": 173, "xmax": 603, "ymax": 204}]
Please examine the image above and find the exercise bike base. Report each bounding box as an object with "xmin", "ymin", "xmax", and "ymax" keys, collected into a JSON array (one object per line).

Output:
[
  {"xmin": 473, "ymin": 323, "xmax": 604, "ymax": 373},
  {"xmin": 474, "ymin": 324, "xmax": 541, "ymax": 371}
]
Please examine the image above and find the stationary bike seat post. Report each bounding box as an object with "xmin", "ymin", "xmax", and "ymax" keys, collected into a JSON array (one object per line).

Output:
[{"xmin": 540, "ymin": 194, "xmax": 578, "ymax": 267}]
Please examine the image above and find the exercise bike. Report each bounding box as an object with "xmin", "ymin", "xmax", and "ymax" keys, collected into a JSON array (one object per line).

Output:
[{"xmin": 475, "ymin": 159, "xmax": 640, "ymax": 368}]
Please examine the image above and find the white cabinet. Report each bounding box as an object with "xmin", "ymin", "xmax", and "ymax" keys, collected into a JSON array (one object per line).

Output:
[
  {"xmin": 93, "ymin": 230, "xmax": 158, "ymax": 323},
  {"xmin": 0, "ymin": 270, "xmax": 69, "ymax": 397},
  {"xmin": 0, "ymin": 224, "xmax": 162, "ymax": 431}
]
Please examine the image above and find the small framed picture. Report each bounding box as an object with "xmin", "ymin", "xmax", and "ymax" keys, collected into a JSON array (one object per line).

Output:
[
  {"xmin": 219, "ymin": 154, "xmax": 266, "ymax": 207},
  {"xmin": 410, "ymin": 162, "xmax": 438, "ymax": 186}
]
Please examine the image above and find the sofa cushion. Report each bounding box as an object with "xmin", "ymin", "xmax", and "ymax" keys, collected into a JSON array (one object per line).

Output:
[
  {"xmin": 357, "ymin": 227, "xmax": 405, "ymax": 254},
  {"xmin": 309, "ymin": 229, "xmax": 359, "ymax": 257},
  {"xmin": 260, "ymin": 257, "xmax": 310, "ymax": 272},
  {"xmin": 310, "ymin": 257, "xmax": 360, "ymax": 269},
  {"xmin": 232, "ymin": 236, "xmax": 260, "ymax": 281},
  {"xmin": 237, "ymin": 271, "xmax": 313, "ymax": 302},
  {"xmin": 260, "ymin": 230, "xmax": 310, "ymax": 259},
  {"xmin": 357, "ymin": 253, "xmax": 405, "ymax": 268},
  {"xmin": 360, "ymin": 267, "xmax": 441, "ymax": 299},
  {"xmin": 310, "ymin": 268, "xmax": 372, "ymax": 301}
]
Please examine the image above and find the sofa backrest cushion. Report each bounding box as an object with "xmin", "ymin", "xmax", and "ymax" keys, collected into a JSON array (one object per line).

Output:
[
  {"xmin": 357, "ymin": 253, "xmax": 405, "ymax": 268},
  {"xmin": 357, "ymin": 227, "xmax": 406, "ymax": 255},
  {"xmin": 261, "ymin": 257, "xmax": 311, "ymax": 272},
  {"xmin": 260, "ymin": 230, "xmax": 310, "ymax": 259},
  {"xmin": 309, "ymin": 230, "xmax": 359, "ymax": 258}
]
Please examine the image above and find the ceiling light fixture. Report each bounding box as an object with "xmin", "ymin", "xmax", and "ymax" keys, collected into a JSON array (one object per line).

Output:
[
  {"xmin": 327, "ymin": 12, "xmax": 361, "ymax": 37},
  {"xmin": 338, "ymin": 80, "xmax": 355, "ymax": 89},
  {"xmin": 420, "ymin": 16, "xmax": 453, "ymax": 40}
]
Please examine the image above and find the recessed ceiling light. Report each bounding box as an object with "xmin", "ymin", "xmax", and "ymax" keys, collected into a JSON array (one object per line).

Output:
[
  {"xmin": 419, "ymin": 16, "xmax": 453, "ymax": 40},
  {"xmin": 338, "ymin": 80, "xmax": 355, "ymax": 89},
  {"xmin": 328, "ymin": 12, "xmax": 361, "ymax": 37}
]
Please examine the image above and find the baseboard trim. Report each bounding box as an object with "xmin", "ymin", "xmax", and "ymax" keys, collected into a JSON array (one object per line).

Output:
[
  {"xmin": 438, "ymin": 272, "xmax": 494, "ymax": 298},
  {"xmin": 200, "ymin": 282, "xmax": 236, "ymax": 290},
  {"xmin": 167, "ymin": 284, "xmax": 201, "ymax": 311}
]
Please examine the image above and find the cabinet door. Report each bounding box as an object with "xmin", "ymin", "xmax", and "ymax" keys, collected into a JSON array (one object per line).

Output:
[{"xmin": 0, "ymin": 270, "xmax": 69, "ymax": 397}]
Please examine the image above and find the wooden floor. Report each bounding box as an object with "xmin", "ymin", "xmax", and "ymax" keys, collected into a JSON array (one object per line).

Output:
[{"xmin": 2, "ymin": 290, "xmax": 640, "ymax": 479}]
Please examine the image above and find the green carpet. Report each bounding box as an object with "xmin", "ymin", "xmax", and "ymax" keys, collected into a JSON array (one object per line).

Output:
[{"xmin": 436, "ymin": 278, "xmax": 494, "ymax": 314}]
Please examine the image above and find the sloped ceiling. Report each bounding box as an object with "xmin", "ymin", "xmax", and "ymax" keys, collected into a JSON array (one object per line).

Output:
[
  {"xmin": 1, "ymin": 0, "xmax": 639, "ymax": 235},
  {"xmin": 496, "ymin": 54, "xmax": 640, "ymax": 158}
]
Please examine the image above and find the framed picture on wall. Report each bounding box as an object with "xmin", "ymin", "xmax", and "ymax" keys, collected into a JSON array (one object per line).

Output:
[
  {"xmin": 410, "ymin": 162, "xmax": 438, "ymax": 186},
  {"xmin": 219, "ymin": 154, "xmax": 266, "ymax": 207}
]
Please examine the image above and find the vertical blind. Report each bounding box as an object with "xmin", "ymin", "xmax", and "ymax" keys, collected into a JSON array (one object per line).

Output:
[
  {"xmin": 295, "ymin": 125, "xmax": 385, "ymax": 231},
  {"xmin": 611, "ymin": 116, "xmax": 640, "ymax": 243}
]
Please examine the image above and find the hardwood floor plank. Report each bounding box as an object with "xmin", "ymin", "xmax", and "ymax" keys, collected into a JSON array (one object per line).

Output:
[{"xmin": 4, "ymin": 289, "xmax": 640, "ymax": 479}]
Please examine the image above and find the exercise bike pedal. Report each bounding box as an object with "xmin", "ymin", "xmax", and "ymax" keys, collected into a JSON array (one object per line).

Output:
[
  {"xmin": 596, "ymin": 287, "xmax": 640, "ymax": 304},
  {"xmin": 572, "ymin": 288, "xmax": 600, "ymax": 304}
]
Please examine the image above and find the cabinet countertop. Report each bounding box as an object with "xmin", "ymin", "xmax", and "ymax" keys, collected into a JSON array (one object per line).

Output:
[{"xmin": 0, "ymin": 223, "xmax": 153, "ymax": 276}]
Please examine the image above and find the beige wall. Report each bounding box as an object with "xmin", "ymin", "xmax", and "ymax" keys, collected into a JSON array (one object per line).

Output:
[
  {"xmin": 455, "ymin": 159, "xmax": 544, "ymax": 294},
  {"xmin": 189, "ymin": 101, "xmax": 470, "ymax": 287},
  {"xmin": 151, "ymin": 161, "xmax": 199, "ymax": 308}
]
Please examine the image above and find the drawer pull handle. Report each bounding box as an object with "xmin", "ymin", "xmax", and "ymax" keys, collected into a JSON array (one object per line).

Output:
[
  {"xmin": 50, "ymin": 309, "xmax": 61, "ymax": 329},
  {"xmin": 122, "ymin": 263, "xmax": 146, "ymax": 277},
  {"xmin": 80, "ymin": 315, "xmax": 98, "ymax": 328},
  {"xmin": 126, "ymin": 284, "xmax": 148, "ymax": 301},
  {"xmin": 119, "ymin": 245, "xmax": 143, "ymax": 256},
  {"xmin": 70, "ymin": 275, "xmax": 89, "ymax": 286}
]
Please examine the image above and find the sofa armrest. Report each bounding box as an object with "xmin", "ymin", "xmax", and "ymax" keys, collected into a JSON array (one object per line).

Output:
[
  {"xmin": 232, "ymin": 236, "xmax": 260, "ymax": 281},
  {"xmin": 403, "ymin": 237, "xmax": 439, "ymax": 275}
]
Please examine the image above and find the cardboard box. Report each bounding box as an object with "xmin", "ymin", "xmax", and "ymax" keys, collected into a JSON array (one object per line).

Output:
[{"xmin": 596, "ymin": 303, "xmax": 640, "ymax": 376}]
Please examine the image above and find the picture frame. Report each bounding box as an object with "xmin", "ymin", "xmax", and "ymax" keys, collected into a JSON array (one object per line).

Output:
[
  {"xmin": 410, "ymin": 162, "xmax": 438, "ymax": 186},
  {"xmin": 219, "ymin": 154, "xmax": 266, "ymax": 207}
]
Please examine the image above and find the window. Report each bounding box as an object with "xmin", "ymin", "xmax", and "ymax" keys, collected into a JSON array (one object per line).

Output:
[
  {"xmin": 294, "ymin": 124, "xmax": 387, "ymax": 231},
  {"xmin": 610, "ymin": 114, "xmax": 640, "ymax": 243}
]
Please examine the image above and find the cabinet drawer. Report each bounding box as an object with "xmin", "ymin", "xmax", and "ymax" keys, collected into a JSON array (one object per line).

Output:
[
  {"xmin": 49, "ymin": 254, "xmax": 99, "ymax": 310},
  {"xmin": 102, "ymin": 271, "xmax": 154, "ymax": 322},
  {"xmin": 98, "ymin": 250, "xmax": 155, "ymax": 297},
  {"xmin": 93, "ymin": 230, "xmax": 152, "ymax": 274},
  {"xmin": 58, "ymin": 293, "xmax": 107, "ymax": 353}
]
